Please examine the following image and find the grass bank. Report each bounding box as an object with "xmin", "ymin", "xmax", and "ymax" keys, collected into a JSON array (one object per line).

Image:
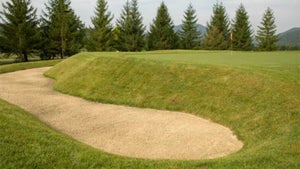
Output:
[
  {"xmin": 0, "ymin": 51, "xmax": 299, "ymax": 168},
  {"xmin": 46, "ymin": 51, "xmax": 300, "ymax": 168}
]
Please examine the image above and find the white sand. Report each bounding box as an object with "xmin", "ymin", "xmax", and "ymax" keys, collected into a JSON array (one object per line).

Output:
[{"xmin": 0, "ymin": 67, "xmax": 243, "ymax": 160}]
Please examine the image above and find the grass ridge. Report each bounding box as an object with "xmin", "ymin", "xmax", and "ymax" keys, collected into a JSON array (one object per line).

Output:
[
  {"xmin": 45, "ymin": 51, "xmax": 299, "ymax": 168},
  {"xmin": 1, "ymin": 51, "xmax": 300, "ymax": 168}
]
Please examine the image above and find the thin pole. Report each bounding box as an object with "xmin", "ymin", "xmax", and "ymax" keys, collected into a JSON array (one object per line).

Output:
[{"xmin": 230, "ymin": 32, "xmax": 233, "ymax": 55}]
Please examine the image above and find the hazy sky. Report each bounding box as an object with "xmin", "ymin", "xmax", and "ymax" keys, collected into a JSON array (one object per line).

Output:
[{"xmin": 1, "ymin": 0, "xmax": 299, "ymax": 33}]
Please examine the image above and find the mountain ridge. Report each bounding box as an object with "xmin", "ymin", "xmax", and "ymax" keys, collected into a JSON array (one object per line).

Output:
[
  {"xmin": 173, "ymin": 24, "xmax": 207, "ymax": 35},
  {"xmin": 277, "ymin": 27, "xmax": 300, "ymax": 48}
]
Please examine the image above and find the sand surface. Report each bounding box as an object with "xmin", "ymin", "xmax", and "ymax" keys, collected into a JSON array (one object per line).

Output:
[{"xmin": 0, "ymin": 67, "xmax": 243, "ymax": 160}]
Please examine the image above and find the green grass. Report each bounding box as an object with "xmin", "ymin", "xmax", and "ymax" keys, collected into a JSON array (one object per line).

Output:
[
  {"xmin": 124, "ymin": 50, "xmax": 300, "ymax": 65},
  {"xmin": 0, "ymin": 59, "xmax": 61, "ymax": 73},
  {"xmin": 1, "ymin": 51, "xmax": 300, "ymax": 168}
]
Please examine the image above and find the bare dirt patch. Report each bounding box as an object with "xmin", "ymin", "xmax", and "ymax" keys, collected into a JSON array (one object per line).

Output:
[{"xmin": 0, "ymin": 67, "xmax": 243, "ymax": 160}]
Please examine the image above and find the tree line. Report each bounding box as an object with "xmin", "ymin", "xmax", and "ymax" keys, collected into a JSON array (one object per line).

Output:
[{"xmin": 0, "ymin": 0, "xmax": 279, "ymax": 61}]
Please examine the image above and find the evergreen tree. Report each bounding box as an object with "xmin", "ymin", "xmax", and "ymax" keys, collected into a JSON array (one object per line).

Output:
[
  {"xmin": 116, "ymin": 1, "xmax": 131, "ymax": 51},
  {"xmin": 203, "ymin": 2, "xmax": 230, "ymax": 50},
  {"xmin": 129, "ymin": 0, "xmax": 145, "ymax": 51},
  {"xmin": 0, "ymin": 0, "xmax": 39, "ymax": 62},
  {"xmin": 87, "ymin": 0, "xmax": 113, "ymax": 51},
  {"xmin": 202, "ymin": 27, "xmax": 227, "ymax": 50},
  {"xmin": 41, "ymin": 0, "xmax": 84, "ymax": 58},
  {"xmin": 231, "ymin": 4, "xmax": 253, "ymax": 51},
  {"xmin": 256, "ymin": 7, "xmax": 279, "ymax": 51},
  {"xmin": 148, "ymin": 2, "xmax": 178, "ymax": 50},
  {"xmin": 116, "ymin": 0, "xmax": 145, "ymax": 51},
  {"xmin": 179, "ymin": 3, "xmax": 201, "ymax": 49}
]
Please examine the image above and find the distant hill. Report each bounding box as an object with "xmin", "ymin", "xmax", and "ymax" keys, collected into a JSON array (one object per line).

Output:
[
  {"xmin": 174, "ymin": 24, "xmax": 207, "ymax": 38},
  {"xmin": 277, "ymin": 27, "xmax": 300, "ymax": 48}
]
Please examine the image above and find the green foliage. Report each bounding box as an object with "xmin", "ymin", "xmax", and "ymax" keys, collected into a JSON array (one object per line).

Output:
[
  {"xmin": 256, "ymin": 7, "xmax": 279, "ymax": 51},
  {"xmin": 231, "ymin": 4, "xmax": 253, "ymax": 51},
  {"xmin": 203, "ymin": 2, "xmax": 230, "ymax": 50},
  {"xmin": 147, "ymin": 2, "xmax": 179, "ymax": 50},
  {"xmin": 41, "ymin": 0, "xmax": 85, "ymax": 59},
  {"xmin": 129, "ymin": 0, "xmax": 145, "ymax": 51},
  {"xmin": 116, "ymin": 0, "xmax": 145, "ymax": 51},
  {"xmin": 87, "ymin": 0, "xmax": 113, "ymax": 51},
  {"xmin": 0, "ymin": 0, "xmax": 39, "ymax": 62},
  {"xmin": 115, "ymin": 1, "xmax": 130, "ymax": 51},
  {"xmin": 179, "ymin": 3, "xmax": 201, "ymax": 49},
  {"xmin": 202, "ymin": 27, "xmax": 228, "ymax": 50}
]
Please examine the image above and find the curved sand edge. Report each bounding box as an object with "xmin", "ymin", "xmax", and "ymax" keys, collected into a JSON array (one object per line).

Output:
[{"xmin": 0, "ymin": 67, "xmax": 243, "ymax": 160}]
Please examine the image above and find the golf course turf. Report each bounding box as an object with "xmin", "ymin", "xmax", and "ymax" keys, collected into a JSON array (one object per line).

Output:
[{"xmin": 1, "ymin": 51, "xmax": 299, "ymax": 168}]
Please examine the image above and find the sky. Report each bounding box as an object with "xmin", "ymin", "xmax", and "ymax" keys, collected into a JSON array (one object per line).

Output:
[{"xmin": 1, "ymin": 0, "xmax": 299, "ymax": 33}]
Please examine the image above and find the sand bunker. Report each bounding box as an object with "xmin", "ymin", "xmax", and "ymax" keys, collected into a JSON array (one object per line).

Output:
[{"xmin": 0, "ymin": 67, "xmax": 242, "ymax": 160}]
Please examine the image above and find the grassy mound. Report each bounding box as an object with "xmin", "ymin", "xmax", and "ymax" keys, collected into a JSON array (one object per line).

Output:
[
  {"xmin": 45, "ymin": 51, "xmax": 299, "ymax": 168},
  {"xmin": 1, "ymin": 51, "xmax": 299, "ymax": 168}
]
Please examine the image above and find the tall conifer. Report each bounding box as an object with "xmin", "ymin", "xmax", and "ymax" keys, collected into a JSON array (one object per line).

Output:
[
  {"xmin": 88, "ymin": 0, "xmax": 113, "ymax": 51},
  {"xmin": 203, "ymin": 2, "xmax": 230, "ymax": 50},
  {"xmin": 41, "ymin": 0, "xmax": 84, "ymax": 58},
  {"xmin": 0, "ymin": 0, "xmax": 39, "ymax": 61},
  {"xmin": 179, "ymin": 3, "xmax": 201, "ymax": 49},
  {"xmin": 116, "ymin": 0, "xmax": 145, "ymax": 51},
  {"xmin": 116, "ymin": 1, "xmax": 131, "ymax": 51},
  {"xmin": 147, "ymin": 2, "xmax": 178, "ymax": 50},
  {"xmin": 256, "ymin": 7, "xmax": 279, "ymax": 51},
  {"xmin": 231, "ymin": 4, "xmax": 253, "ymax": 51},
  {"xmin": 129, "ymin": 0, "xmax": 145, "ymax": 51}
]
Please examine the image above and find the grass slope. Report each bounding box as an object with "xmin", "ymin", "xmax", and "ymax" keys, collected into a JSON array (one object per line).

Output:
[
  {"xmin": 0, "ymin": 51, "xmax": 299, "ymax": 168},
  {"xmin": 45, "ymin": 51, "xmax": 300, "ymax": 168}
]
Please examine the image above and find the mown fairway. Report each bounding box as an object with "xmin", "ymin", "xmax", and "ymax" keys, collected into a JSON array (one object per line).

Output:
[{"xmin": 1, "ymin": 51, "xmax": 300, "ymax": 168}]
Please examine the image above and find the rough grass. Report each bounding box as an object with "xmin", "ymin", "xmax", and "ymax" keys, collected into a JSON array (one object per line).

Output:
[
  {"xmin": 1, "ymin": 51, "xmax": 299, "ymax": 168},
  {"xmin": 46, "ymin": 51, "xmax": 300, "ymax": 168},
  {"xmin": 0, "ymin": 59, "xmax": 61, "ymax": 73}
]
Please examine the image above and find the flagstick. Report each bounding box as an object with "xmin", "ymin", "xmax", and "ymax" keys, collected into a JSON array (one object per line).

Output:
[{"xmin": 230, "ymin": 32, "xmax": 233, "ymax": 56}]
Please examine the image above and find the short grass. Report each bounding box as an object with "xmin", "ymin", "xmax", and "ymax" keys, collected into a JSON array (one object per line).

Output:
[{"xmin": 1, "ymin": 51, "xmax": 299, "ymax": 168}]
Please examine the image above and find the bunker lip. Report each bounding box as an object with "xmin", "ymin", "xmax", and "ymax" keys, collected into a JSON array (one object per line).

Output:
[{"xmin": 0, "ymin": 67, "xmax": 243, "ymax": 160}]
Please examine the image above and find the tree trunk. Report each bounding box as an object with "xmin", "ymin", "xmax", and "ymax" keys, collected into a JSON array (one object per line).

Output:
[{"xmin": 23, "ymin": 52, "xmax": 28, "ymax": 62}]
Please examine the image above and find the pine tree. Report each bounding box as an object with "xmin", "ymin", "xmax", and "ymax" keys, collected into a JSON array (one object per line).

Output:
[
  {"xmin": 202, "ymin": 27, "xmax": 227, "ymax": 50},
  {"xmin": 88, "ymin": 0, "xmax": 113, "ymax": 51},
  {"xmin": 179, "ymin": 3, "xmax": 201, "ymax": 49},
  {"xmin": 0, "ymin": 0, "xmax": 39, "ymax": 62},
  {"xmin": 41, "ymin": 0, "xmax": 84, "ymax": 58},
  {"xmin": 116, "ymin": 0, "xmax": 145, "ymax": 51},
  {"xmin": 231, "ymin": 4, "xmax": 253, "ymax": 51},
  {"xmin": 129, "ymin": 0, "xmax": 145, "ymax": 51},
  {"xmin": 148, "ymin": 2, "xmax": 178, "ymax": 50},
  {"xmin": 256, "ymin": 7, "xmax": 279, "ymax": 51},
  {"xmin": 116, "ymin": 1, "xmax": 131, "ymax": 51},
  {"xmin": 203, "ymin": 2, "xmax": 230, "ymax": 50}
]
